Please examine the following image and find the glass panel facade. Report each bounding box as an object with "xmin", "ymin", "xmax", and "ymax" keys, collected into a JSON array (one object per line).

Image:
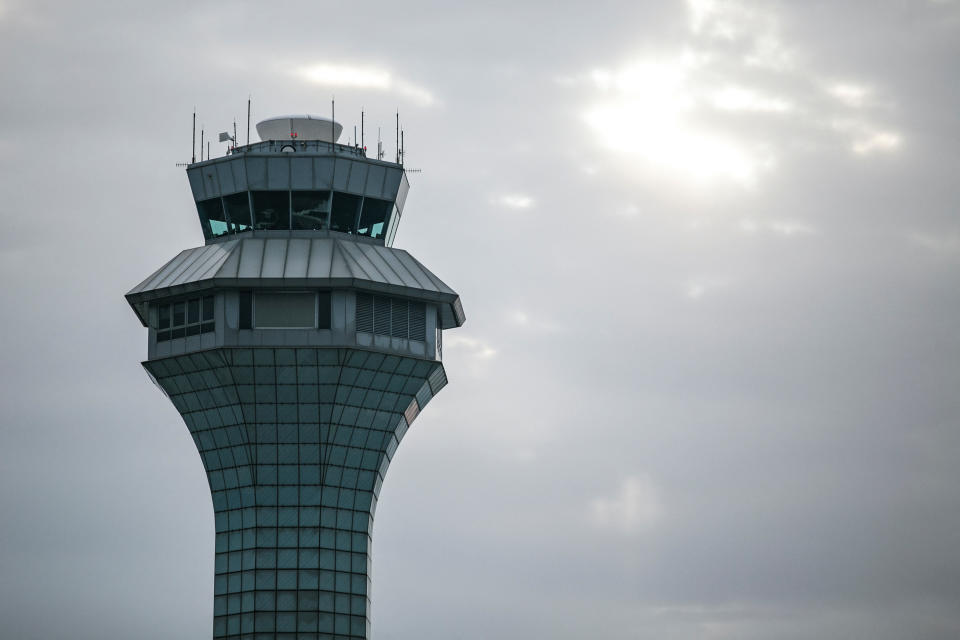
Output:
[
  {"xmin": 252, "ymin": 191, "xmax": 291, "ymax": 230},
  {"xmin": 143, "ymin": 348, "xmax": 447, "ymax": 640},
  {"xmin": 194, "ymin": 190, "xmax": 399, "ymax": 242}
]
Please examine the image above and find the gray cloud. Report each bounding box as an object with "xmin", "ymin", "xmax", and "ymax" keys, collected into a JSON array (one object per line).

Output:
[{"xmin": 1, "ymin": 0, "xmax": 959, "ymax": 638}]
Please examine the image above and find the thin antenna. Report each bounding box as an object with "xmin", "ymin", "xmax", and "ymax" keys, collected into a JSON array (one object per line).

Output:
[
  {"xmin": 361, "ymin": 110, "xmax": 365, "ymax": 156},
  {"xmin": 192, "ymin": 109, "xmax": 196, "ymax": 163},
  {"xmin": 200, "ymin": 126, "xmax": 204, "ymax": 161},
  {"xmin": 246, "ymin": 96, "xmax": 251, "ymax": 145},
  {"xmin": 400, "ymin": 129, "xmax": 404, "ymax": 166},
  {"xmin": 233, "ymin": 119, "xmax": 237, "ymax": 152},
  {"xmin": 377, "ymin": 127, "xmax": 382, "ymax": 160},
  {"xmin": 207, "ymin": 141, "xmax": 211, "ymax": 161},
  {"xmin": 354, "ymin": 125, "xmax": 357, "ymax": 148},
  {"xmin": 395, "ymin": 112, "xmax": 399, "ymax": 163}
]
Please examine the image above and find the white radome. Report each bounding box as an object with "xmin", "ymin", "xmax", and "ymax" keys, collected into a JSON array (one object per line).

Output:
[{"xmin": 256, "ymin": 115, "xmax": 342, "ymax": 143}]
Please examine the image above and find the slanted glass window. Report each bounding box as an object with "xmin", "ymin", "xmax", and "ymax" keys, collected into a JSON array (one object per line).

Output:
[
  {"xmin": 252, "ymin": 191, "xmax": 291, "ymax": 230},
  {"xmin": 223, "ymin": 192, "xmax": 252, "ymax": 232},
  {"xmin": 255, "ymin": 292, "xmax": 316, "ymax": 328},
  {"xmin": 198, "ymin": 198, "xmax": 229, "ymax": 239},
  {"xmin": 329, "ymin": 193, "xmax": 361, "ymax": 233},
  {"xmin": 357, "ymin": 198, "xmax": 391, "ymax": 239},
  {"xmin": 155, "ymin": 296, "xmax": 215, "ymax": 342},
  {"xmin": 292, "ymin": 191, "xmax": 331, "ymax": 230}
]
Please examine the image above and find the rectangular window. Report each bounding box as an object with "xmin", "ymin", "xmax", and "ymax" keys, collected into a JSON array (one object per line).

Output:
[
  {"xmin": 155, "ymin": 295, "xmax": 216, "ymax": 342},
  {"xmin": 255, "ymin": 292, "xmax": 316, "ymax": 328},
  {"xmin": 239, "ymin": 291, "xmax": 253, "ymax": 329},
  {"xmin": 317, "ymin": 291, "xmax": 332, "ymax": 330},
  {"xmin": 188, "ymin": 298, "xmax": 200, "ymax": 324}
]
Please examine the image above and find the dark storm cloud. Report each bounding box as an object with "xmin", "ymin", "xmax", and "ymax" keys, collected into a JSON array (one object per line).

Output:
[{"xmin": 1, "ymin": 1, "xmax": 959, "ymax": 638}]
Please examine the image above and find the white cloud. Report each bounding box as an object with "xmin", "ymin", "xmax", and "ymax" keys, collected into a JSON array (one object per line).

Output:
[
  {"xmin": 507, "ymin": 310, "xmax": 563, "ymax": 332},
  {"xmin": 591, "ymin": 475, "xmax": 663, "ymax": 534},
  {"xmin": 711, "ymin": 86, "xmax": 792, "ymax": 113},
  {"xmin": 442, "ymin": 335, "xmax": 497, "ymax": 360},
  {"xmin": 829, "ymin": 83, "xmax": 872, "ymax": 108},
  {"xmin": 851, "ymin": 131, "xmax": 902, "ymax": 155},
  {"xmin": 493, "ymin": 193, "xmax": 535, "ymax": 209},
  {"xmin": 739, "ymin": 218, "xmax": 816, "ymax": 236},
  {"xmin": 295, "ymin": 63, "xmax": 436, "ymax": 106}
]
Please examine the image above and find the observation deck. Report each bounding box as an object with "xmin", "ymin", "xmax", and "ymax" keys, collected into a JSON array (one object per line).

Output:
[{"xmin": 188, "ymin": 116, "xmax": 409, "ymax": 246}]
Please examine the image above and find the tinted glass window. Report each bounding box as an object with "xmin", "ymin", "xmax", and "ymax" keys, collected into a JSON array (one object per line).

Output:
[
  {"xmin": 173, "ymin": 302, "xmax": 185, "ymax": 326},
  {"xmin": 358, "ymin": 198, "xmax": 391, "ymax": 239},
  {"xmin": 158, "ymin": 305, "xmax": 170, "ymax": 329},
  {"xmin": 239, "ymin": 291, "xmax": 253, "ymax": 329},
  {"xmin": 329, "ymin": 193, "xmax": 361, "ymax": 233},
  {"xmin": 188, "ymin": 298, "xmax": 200, "ymax": 323},
  {"xmin": 317, "ymin": 291, "xmax": 331, "ymax": 330},
  {"xmin": 292, "ymin": 191, "xmax": 331, "ymax": 230},
  {"xmin": 223, "ymin": 192, "xmax": 252, "ymax": 232},
  {"xmin": 197, "ymin": 199, "xmax": 229, "ymax": 238},
  {"xmin": 252, "ymin": 191, "xmax": 290, "ymax": 230},
  {"xmin": 155, "ymin": 295, "xmax": 215, "ymax": 342}
]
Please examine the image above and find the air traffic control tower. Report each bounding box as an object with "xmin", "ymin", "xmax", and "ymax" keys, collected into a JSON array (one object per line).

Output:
[{"xmin": 126, "ymin": 115, "xmax": 464, "ymax": 639}]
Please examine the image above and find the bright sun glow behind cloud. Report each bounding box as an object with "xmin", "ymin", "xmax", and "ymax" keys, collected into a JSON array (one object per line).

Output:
[
  {"xmin": 584, "ymin": 57, "xmax": 771, "ymax": 186},
  {"xmin": 580, "ymin": 0, "xmax": 904, "ymax": 188}
]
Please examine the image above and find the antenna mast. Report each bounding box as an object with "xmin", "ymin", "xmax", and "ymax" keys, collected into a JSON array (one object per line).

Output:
[
  {"xmin": 200, "ymin": 126, "xmax": 204, "ymax": 161},
  {"xmin": 192, "ymin": 109, "xmax": 196, "ymax": 163},
  {"xmin": 395, "ymin": 112, "xmax": 399, "ymax": 163},
  {"xmin": 246, "ymin": 96, "xmax": 251, "ymax": 145},
  {"xmin": 361, "ymin": 110, "xmax": 365, "ymax": 156}
]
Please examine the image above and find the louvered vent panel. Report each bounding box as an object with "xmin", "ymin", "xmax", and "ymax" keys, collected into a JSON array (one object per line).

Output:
[
  {"xmin": 391, "ymin": 299, "xmax": 409, "ymax": 338},
  {"xmin": 373, "ymin": 296, "xmax": 390, "ymax": 335},
  {"xmin": 356, "ymin": 293, "xmax": 373, "ymax": 333},
  {"xmin": 409, "ymin": 302, "xmax": 426, "ymax": 341}
]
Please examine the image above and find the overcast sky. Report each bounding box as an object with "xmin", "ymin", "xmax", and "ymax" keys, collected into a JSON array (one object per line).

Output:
[{"xmin": 1, "ymin": 0, "xmax": 959, "ymax": 638}]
